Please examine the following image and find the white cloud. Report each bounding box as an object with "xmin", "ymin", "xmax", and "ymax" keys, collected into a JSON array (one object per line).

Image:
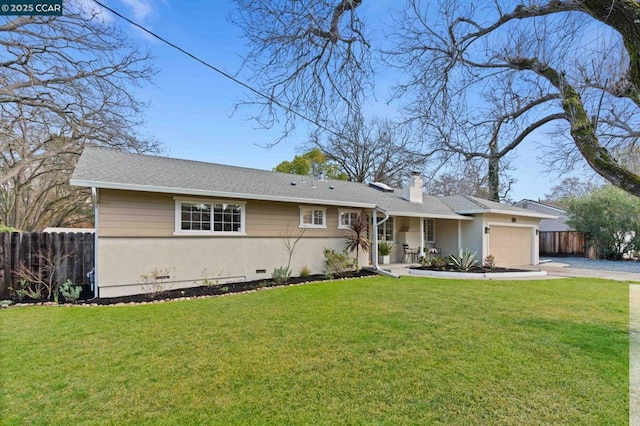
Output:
[{"xmin": 120, "ymin": 0, "xmax": 155, "ymax": 21}]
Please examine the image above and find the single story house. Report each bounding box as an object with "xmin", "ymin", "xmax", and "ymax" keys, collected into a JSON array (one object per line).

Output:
[
  {"xmin": 513, "ymin": 199, "xmax": 571, "ymax": 232},
  {"xmin": 70, "ymin": 147, "xmax": 554, "ymax": 297}
]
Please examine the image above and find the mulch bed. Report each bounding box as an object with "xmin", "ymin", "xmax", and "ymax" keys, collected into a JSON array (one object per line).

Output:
[
  {"xmin": 90, "ymin": 270, "xmax": 378, "ymax": 306},
  {"xmin": 4, "ymin": 270, "xmax": 378, "ymax": 307},
  {"xmin": 410, "ymin": 266, "xmax": 531, "ymax": 273}
]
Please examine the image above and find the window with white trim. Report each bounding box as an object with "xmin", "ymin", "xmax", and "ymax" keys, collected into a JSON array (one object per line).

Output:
[
  {"xmin": 299, "ymin": 206, "xmax": 326, "ymax": 228},
  {"xmin": 175, "ymin": 199, "xmax": 245, "ymax": 234},
  {"xmin": 338, "ymin": 209, "xmax": 361, "ymax": 229},
  {"xmin": 377, "ymin": 216, "xmax": 394, "ymax": 241},
  {"xmin": 426, "ymin": 219, "xmax": 435, "ymax": 243}
]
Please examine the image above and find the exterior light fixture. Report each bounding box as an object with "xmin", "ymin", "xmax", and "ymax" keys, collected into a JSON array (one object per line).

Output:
[{"xmin": 484, "ymin": 226, "xmax": 490, "ymax": 234}]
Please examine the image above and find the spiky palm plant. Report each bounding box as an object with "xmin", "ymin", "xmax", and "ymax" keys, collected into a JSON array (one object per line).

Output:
[{"xmin": 343, "ymin": 216, "xmax": 370, "ymax": 269}]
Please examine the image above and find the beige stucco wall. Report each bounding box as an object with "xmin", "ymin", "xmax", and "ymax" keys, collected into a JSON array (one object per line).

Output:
[
  {"xmin": 435, "ymin": 219, "xmax": 459, "ymax": 258},
  {"xmin": 95, "ymin": 189, "xmax": 370, "ymax": 297},
  {"xmin": 459, "ymin": 217, "xmax": 483, "ymax": 259},
  {"xmin": 97, "ymin": 236, "xmax": 361, "ymax": 298}
]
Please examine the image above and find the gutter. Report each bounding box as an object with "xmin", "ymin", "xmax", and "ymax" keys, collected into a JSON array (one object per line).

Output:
[
  {"xmin": 372, "ymin": 207, "xmax": 400, "ymax": 279},
  {"xmin": 69, "ymin": 180, "xmax": 376, "ymax": 210}
]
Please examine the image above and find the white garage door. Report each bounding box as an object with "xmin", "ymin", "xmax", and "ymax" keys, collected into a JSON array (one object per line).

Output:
[{"xmin": 489, "ymin": 226, "xmax": 533, "ymax": 267}]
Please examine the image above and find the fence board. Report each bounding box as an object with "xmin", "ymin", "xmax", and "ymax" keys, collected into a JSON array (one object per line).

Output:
[
  {"xmin": 539, "ymin": 231, "xmax": 587, "ymax": 256},
  {"xmin": 0, "ymin": 232, "xmax": 94, "ymax": 299}
]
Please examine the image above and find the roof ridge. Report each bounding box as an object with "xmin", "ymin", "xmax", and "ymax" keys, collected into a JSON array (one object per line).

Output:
[{"xmin": 460, "ymin": 194, "xmax": 489, "ymax": 209}]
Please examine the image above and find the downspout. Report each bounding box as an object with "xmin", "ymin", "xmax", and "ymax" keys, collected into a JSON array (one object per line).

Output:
[
  {"xmin": 372, "ymin": 207, "xmax": 400, "ymax": 278},
  {"xmin": 91, "ymin": 187, "xmax": 99, "ymax": 299}
]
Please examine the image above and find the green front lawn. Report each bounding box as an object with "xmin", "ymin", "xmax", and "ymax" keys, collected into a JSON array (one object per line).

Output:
[{"xmin": 1, "ymin": 277, "xmax": 629, "ymax": 424}]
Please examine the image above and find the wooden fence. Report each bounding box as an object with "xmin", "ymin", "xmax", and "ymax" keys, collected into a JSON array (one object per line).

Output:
[
  {"xmin": 0, "ymin": 232, "xmax": 94, "ymax": 299},
  {"xmin": 539, "ymin": 231, "xmax": 591, "ymax": 257}
]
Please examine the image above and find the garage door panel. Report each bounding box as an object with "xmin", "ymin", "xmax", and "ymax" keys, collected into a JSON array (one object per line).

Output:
[{"xmin": 489, "ymin": 226, "xmax": 532, "ymax": 267}]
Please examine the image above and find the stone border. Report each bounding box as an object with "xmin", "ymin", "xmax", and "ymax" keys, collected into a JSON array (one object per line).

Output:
[{"xmin": 408, "ymin": 268, "xmax": 547, "ymax": 279}]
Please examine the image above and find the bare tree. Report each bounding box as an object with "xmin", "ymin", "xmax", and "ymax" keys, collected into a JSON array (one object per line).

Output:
[
  {"xmin": 230, "ymin": 0, "xmax": 372, "ymax": 139},
  {"xmin": 387, "ymin": 0, "xmax": 640, "ymax": 197},
  {"xmin": 425, "ymin": 158, "xmax": 515, "ymax": 200},
  {"xmin": 309, "ymin": 118, "xmax": 427, "ymax": 187},
  {"xmin": 544, "ymin": 177, "xmax": 601, "ymax": 202},
  {"xmin": 233, "ymin": 0, "xmax": 640, "ymax": 198},
  {"xmin": 0, "ymin": 2, "xmax": 159, "ymax": 230}
]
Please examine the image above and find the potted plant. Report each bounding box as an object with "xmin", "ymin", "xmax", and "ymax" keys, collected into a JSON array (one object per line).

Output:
[{"xmin": 377, "ymin": 241, "xmax": 394, "ymax": 264}]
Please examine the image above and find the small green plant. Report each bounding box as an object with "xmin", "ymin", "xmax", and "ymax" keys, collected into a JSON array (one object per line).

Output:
[
  {"xmin": 139, "ymin": 267, "xmax": 174, "ymax": 297},
  {"xmin": 220, "ymin": 286, "xmax": 229, "ymax": 293},
  {"xmin": 377, "ymin": 241, "xmax": 394, "ymax": 256},
  {"xmin": 448, "ymin": 249, "xmax": 478, "ymax": 271},
  {"xmin": 484, "ymin": 254, "xmax": 496, "ymax": 269},
  {"xmin": 272, "ymin": 266, "xmax": 292, "ymax": 285},
  {"xmin": 199, "ymin": 269, "xmax": 218, "ymax": 287},
  {"xmin": 323, "ymin": 248, "xmax": 357, "ymax": 278},
  {"xmin": 299, "ymin": 265, "xmax": 311, "ymax": 278},
  {"xmin": 59, "ymin": 279, "xmax": 82, "ymax": 303},
  {"xmin": 9, "ymin": 279, "xmax": 42, "ymax": 302},
  {"xmin": 430, "ymin": 257, "xmax": 447, "ymax": 269},
  {"xmin": 419, "ymin": 256, "xmax": 432, "ymax": 267}
]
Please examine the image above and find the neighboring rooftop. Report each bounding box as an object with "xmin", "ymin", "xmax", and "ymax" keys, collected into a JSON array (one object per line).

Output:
[{"xmin": 441, "ymin": 195, "xmax": 556, "ymax": 219}]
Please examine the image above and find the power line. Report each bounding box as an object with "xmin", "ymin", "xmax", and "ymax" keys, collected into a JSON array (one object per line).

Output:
[{"xmin": 91, "ymin": 0, "xmax": 343, "ymax": 139}]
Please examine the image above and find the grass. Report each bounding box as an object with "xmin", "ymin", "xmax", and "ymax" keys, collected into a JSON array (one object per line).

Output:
[{"xmin": 1, "ymin": 276, "xmax": 629, "ymax": 425}]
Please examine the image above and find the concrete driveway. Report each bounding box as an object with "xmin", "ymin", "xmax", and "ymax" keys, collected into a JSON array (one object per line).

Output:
[{"xmin": 537, "ymin": 261, "xmax": 640, "ymax": 283}]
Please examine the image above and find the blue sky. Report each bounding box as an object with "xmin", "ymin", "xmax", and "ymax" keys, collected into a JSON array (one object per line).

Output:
[{"xmin": 97, "ymin": 0, "xmax": 586, "ymax": 202}]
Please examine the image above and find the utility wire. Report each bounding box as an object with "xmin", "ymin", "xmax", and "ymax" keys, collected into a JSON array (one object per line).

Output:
[{"xmin": 92, "ymin": 0, "xmax": 343, "ymax": 139}]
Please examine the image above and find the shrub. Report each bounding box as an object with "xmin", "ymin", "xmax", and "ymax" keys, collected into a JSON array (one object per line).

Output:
[
  {"xmin": 377, "ymin": 241, "xmax": 394, "ymax": 256},
  {"xmin": 448, "ymin": 249, "xmax": 478, "ymax": 271},
  {"xmin": 59, "ymin": 279, "xmax": 82, "ymax": 303},
  {"xmin": 139, "ymin": 267, "xmax": 173, "ymax": 297},
  {"xmin": 419, "ymin": 256, "xmax": 431, "ymax": 267},
  {"xmin": 343, "ymin": 215, "xmax": 370, "ymax": 269},
  {"xmin": 323, "ymin": 249, "xmax": 357, "ymax": 278},
  {"xmin": 272, "ymin": 266, "xmax": 292, "ymax": 285},
  {"xmin": 430, "ymin": 256, "xmax": 447, "ymax": 269},
  {"xmin": 484, "ymin": 254, "xmax": 496, "ymax": 269},
  {"xmin": 9, "ymin": 279, "xmax": 42, "ymax": 302},
  {"xmin": 299, "ymin": 265, "xmax": 311, "ymax": 278}
]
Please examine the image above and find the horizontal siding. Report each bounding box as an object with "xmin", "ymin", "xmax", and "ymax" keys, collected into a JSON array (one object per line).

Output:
[
  {"xmin": 98, "ymin": 190, "xmax": 355, "ymax": 238},
  {"xmin": 99, "ymin": 189, "xmax": 174, "ymax": 237},
  {"xmin": 484, "ymin": 213, "xmax": 540, "ymax": 227},
  {"xmin": 246, "ymin": 200, "xmax": 347, "ymax": 237}
]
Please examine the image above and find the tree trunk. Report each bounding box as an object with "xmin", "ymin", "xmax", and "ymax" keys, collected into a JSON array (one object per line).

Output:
[
  {"xmin": 510, "ymin": 58, "xmax": 640, "ymax": 197},
  {"xmin": 488, "ymin": 137, "xmax": 500, "ymax": 201}
]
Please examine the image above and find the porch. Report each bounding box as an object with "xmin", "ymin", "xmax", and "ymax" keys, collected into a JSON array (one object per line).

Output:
[{"xmin": 371, "ymin": 214, "xmax": 474, "ymax": 266}]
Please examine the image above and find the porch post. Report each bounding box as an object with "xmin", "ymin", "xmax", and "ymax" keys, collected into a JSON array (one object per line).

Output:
[
  {"xmin": 457, "ymin": 219, "xmax": 462, "ymax": 254},
  {"xmin": 420, "ymin": 218, "xmax": 425, "ymax": 256}
]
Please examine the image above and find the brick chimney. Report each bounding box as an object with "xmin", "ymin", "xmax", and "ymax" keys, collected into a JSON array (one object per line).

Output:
[{"xmin": 403, "ymin": 171, "xmax": 423, "ymax": 204}]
